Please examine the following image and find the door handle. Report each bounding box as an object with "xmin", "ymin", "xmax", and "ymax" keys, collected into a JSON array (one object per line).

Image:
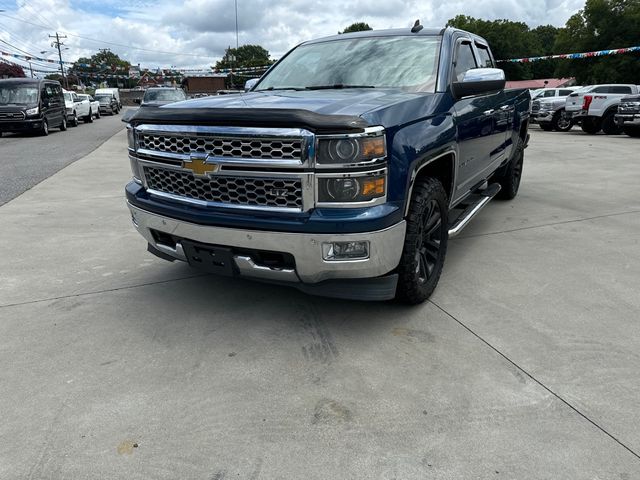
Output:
[
  {"xmin": 483, "ymin": 109, "xmax": 495, "ymax": 116},
  {"xmin": 500, "ymin": 105, "xmax": 512, "ymax": 111}
]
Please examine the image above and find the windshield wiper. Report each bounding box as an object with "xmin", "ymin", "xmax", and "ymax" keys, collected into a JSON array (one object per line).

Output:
[
  {"xmin": 258, "ymin": 86, "xmax": 306, "ymax": 91},
  {"xmin": 303, "ymin": 84, "xmax": 375, "ymax": 90}
]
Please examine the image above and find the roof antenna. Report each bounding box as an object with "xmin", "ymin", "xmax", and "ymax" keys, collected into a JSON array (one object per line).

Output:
[{"xmin": 411, "ymin": 19, "xmax": 423, "ymax": 33}]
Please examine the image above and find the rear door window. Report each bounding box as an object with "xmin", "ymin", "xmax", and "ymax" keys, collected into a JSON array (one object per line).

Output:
[
  {"xmin": 475, "ymin": 44, "xmax": 493, "ymax": 68},
  {"xmin": 609, "ymin": 86, "xmax": 632, "ymax": 94}
]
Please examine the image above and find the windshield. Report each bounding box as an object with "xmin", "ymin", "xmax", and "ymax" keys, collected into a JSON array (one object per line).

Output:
[
  {"xmin": 95, "ymin": 95, "xmax": 112, "ymax": 103},
  {"xmin": 0, "ymin": 84, "xmax": 39, "ymax": 105},
  {"xmin": 143, "ymin": 89, "xmax": 187, "ymax": 102},
  {"xmin": 256, "ymin": 35, "xmax": 442, "ymax": 92},
  {"xmin": 63, "ymin": 92, "xmax": 73, "ymax": 102}
]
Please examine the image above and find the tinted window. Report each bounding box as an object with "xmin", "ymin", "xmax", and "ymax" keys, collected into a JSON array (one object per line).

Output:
[
  {"xmin": 559, "ymin": 89, "xmax": 573, "ymax": 96},
  {"xmin": 475, "ymin": 45, "xmax": 493, "ymax": 68},
  {"xmin": 593, "ymin": 86, "xmax": 609, "ymax": 93},
  {"xmin": 609, "ymin": 86, "xmax": 632, "ymax": 94},
  {"xmin": 541, "ymin": 90, "xmax": 556, "ymax": 97},
  {"xmin": 454, "ymin": 42, "xmax": 477, "ymax": 82},
  {"xmin": 257, "ymin": 36, "xmax": 442, "ymax": 92}
]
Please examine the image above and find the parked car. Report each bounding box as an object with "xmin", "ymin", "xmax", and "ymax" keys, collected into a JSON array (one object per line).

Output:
[
  {"xmin": 95, "ymin": 93, "xmax": 119, "ymax": 115},
  {"xmin": 531, "ymin": 87, "xmax": 580, "ymax": 100},
  {"xmin": 77, "ymin": 94, "xmax": 101, "ymax": 120},
  {"xmin": 125, "ymin": 26, "xmax": 530, "ymax": 303},
  {"xmin": 136, "ymin": 87, "xmax": 187, "ymax": 107},
  {"xmin": 0, "ymin": 78, "xmax": 67, "ymax": 136},
  {"xmin": 565, "ymin": 84, "xmax": 640, "ymax": 134},
  {"xmin": 615, "ymin": 95, "xmax": 640, "ymax": 137},
  {"xmin": 531, "ymin": 87, "xmax": 583, "ymax": 132},
  {"xmin": 95, "ymin": 88, "xmax": 121, "ymax": 111},
  {"xmin": 63, "ymin": 90, "xmax": 92, "ymax": 126}
]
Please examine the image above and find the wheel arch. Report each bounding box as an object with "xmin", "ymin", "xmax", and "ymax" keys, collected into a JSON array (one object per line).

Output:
[{"xmin": 404, "ymin": 150, "xmax": 456, "ymax": 216}]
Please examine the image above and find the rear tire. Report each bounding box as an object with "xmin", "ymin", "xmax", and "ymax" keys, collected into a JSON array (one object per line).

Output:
[
  {"xmin": 552, "ymin": 109, "xmax": 573, "ymax": 132},
  {"xmin": 494, "ymin": 137, "xmax": 524, "ymax": 200},
  {"xmin": 623, "ymin": 127, "xmax": 640, "ymax": 137},
  {"xmin": 395, "ymin": 177, "xmax": 449, "ymax": 305},
  {"xmin": 581, "ymin": 117, "xmax": 601, "ymax": 134},
  {"xmin": 601, "ymin": 112, "xmax": 621, "ymax": 135},
  {"xmin": 85, "ymin": 110, "xmax": 93, "ymax": 123}
]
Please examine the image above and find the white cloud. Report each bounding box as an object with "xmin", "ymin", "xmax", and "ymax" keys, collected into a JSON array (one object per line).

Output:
[{"xmin": 0, "ymin": 0, "xmax": 585, "ymax": 71}]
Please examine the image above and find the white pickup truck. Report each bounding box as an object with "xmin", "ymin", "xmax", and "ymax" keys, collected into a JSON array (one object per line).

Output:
[
  {"xmin": 565, "ymin": 84, "xmax": 640, "ymax": 134},
  {"xmin": 63, "ymin": 89, "xmax": 92, "ymax": 126}
]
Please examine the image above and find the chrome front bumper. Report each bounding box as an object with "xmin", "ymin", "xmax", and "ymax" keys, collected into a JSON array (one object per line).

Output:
[
  {"xmin": 127, "ymin": 202, "xmax": 406, "ymax": 284},
  {"xmin": 615, "ymin": 113, "xmax": 640, "ymax": 126}
]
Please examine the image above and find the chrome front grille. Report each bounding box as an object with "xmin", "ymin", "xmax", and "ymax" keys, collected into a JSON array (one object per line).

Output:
[
  {"xmin": 143, "ymin": 166, "xmax": 303, "ymax": 209},
  {"xmin": 619, "ymin": 102, "xmax": 640, "ymax": 114},
  {"xmin": 138, "ymin": 133, "xmax": 304, "ymax": 160},
  {"xmin": 0, "ymin": 111, "xmax": 25, "ymax": 121}
]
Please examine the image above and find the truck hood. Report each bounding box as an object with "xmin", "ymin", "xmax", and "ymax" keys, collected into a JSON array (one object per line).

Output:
[
  {"xmin": 129, "ymin": 89, "xmax": 444, "ymax": 132},
  {"xmin": 170, "ymin": 89, "xmax": 420, "ymax": 116}
]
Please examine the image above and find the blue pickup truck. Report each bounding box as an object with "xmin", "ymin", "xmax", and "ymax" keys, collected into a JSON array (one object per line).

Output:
[{"xmin": 125, "ymin": 26, "xmax": 530, "ymax": 303}]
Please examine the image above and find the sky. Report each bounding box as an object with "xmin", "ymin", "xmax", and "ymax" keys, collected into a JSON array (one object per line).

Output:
[{"xmin": 0, "ymin": 0, "xmax": 586, "ymax": 73}]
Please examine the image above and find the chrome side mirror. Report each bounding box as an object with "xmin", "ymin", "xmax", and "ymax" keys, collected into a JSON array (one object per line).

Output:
[{"xmin": 452, "ymin": 68, "xmax": 506, "ymax": 99}]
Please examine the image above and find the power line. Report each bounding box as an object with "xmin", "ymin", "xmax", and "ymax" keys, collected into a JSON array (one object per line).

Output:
[
  {"xmin": 0, "ymin": 12, "xmax": 216, "ymax": 58},
  {"xmin": 49, "ymin": 32, "xmax": 67, "ymax": 88}
]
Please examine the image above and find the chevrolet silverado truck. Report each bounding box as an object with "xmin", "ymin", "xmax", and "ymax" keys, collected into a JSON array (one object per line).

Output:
[
  {"xmin": 125, "ymin": 26, "xmax": 530, "ymax": 303},
  {"xmin": 565, "ymin": 84, "xmax": 640, "ymax": 135},
  {"xmin": 615, "ymin": 94, "xmax": 640, "ymax": 137}
]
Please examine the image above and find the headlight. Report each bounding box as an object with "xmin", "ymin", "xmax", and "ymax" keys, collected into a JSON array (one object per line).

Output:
[
  {"xmin": 317, "ymin": 171, "xmax": 386, "ymax": 204},
  {"xmin": 316, "ymin": 129, "xmax": 386, "ymax": 166},
  {"xmin": 25, "ymin": 107, "xmax": 39, "ymax": 116}
]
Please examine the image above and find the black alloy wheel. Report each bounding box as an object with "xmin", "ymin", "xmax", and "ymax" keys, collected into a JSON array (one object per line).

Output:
[{"xmin": 396, "ymin": 177, "xmax": 449, "ymax": 304}]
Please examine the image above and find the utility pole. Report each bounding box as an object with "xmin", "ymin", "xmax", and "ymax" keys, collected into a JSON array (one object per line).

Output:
[
  {"xmin": 234, "ymin": 0, "xmax": 239, "ymax": 49},
  {"xmin": 49, "ymin": 32, "xmax": 67, "ymax": 88},
  {"xmin": 28, "ymin": 61, "xmax": 34, "ymax": 78}
]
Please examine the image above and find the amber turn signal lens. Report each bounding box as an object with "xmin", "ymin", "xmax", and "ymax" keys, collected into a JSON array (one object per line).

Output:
[
  {"xmin": 361, "ymin": 137, "xmax": 385, "ymax": 158},
  {"xmin": 362, "ymin": 177, "xmax": 385, "ymax": 196}
]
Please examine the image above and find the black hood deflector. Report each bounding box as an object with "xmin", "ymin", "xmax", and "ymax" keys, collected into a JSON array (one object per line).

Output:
[{"xmin": 127, "ymin": 107, "xmax": 370, "ymax": 134}]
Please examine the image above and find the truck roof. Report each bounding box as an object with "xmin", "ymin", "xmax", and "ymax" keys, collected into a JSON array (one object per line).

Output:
[{"xmin": 302, "ymin": 26, "xmax": 487, "ymax": 46}]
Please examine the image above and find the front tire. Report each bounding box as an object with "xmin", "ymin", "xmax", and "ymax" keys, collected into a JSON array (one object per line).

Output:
[
  {"xmin": 623, "ymin": 127, "xmax": 640, "ymax": 137},
  {"xmin": 85, "ymin": 109, "xmax": 93, "ymax": 123},
  {"xmin": 601, "ymin": 112, "xmax": 621, "ymax": 135},
  {"xmin": 70, "ymin": 112, "xmax": 78, "ymax": 127},
  {"xmin": 395, "ymin": 177, "xmax": 449, "ymax": 304},
  {"xmin": 552, "ymin": 109, "xmax": 573, "ymax": 132},
  {"xmin": 581, "ymin": 117, "xmax": 601, "ymax": 134},
  {"xmin": 39, "ymin": 119, "xmax": 49, "ymax": 136},
  {"xmin": 59, "ymin": 116, "xmax": 67, "ymax": 131}
]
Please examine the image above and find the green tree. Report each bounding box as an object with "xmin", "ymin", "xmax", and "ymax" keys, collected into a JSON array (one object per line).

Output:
[
  {"xmin": 340, "ymin": 22, "xmax": 373, "ymax": 34},
  {"xmin": 447, "ymin": 15, "xmax": 540, "ymax": 80},
  {"xmin": 554, "ymin": 0, "xmax": 640, "ymax": 84},
  {"xmin": 214, "ymin": 44, "xmax": 273, "ymax": 70},
  {"xmin": 69, "ymin": 50, "xmax": 135, "ymax": 88}
]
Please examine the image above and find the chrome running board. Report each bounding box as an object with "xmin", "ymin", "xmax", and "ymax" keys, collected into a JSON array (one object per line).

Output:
[{"xmin": 448, "ymin": 183, "xmax": 501, "ymax": 237}]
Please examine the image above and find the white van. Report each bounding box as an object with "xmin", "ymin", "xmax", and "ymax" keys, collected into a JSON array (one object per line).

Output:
[{"xmin": 94, "ymin": 88, "xmax": 121, "ymax": 110}]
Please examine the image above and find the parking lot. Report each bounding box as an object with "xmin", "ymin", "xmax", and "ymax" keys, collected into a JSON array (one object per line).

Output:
[{"xmin": 1, "ymin": 126, "xmax": 639, "ymax": 478}]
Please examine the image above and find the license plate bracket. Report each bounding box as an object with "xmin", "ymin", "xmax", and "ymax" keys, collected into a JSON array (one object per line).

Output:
[{"xmin": 181, "ymin": 240, "xmax": 235, "ymax": 276}]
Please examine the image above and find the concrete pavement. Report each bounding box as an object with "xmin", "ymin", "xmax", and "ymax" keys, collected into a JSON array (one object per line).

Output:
[{"xmin": 1, "ymin": 127, "xmax": 639, "ymax": 479}]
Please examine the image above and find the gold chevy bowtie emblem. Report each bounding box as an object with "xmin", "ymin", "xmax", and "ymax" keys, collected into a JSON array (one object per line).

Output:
[{"xmin": 182, "ymin": 156, "xmax": 219, "ymax": 176}]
